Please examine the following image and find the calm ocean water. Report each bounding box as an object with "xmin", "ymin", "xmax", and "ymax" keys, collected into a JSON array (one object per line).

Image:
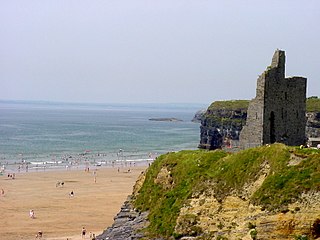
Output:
[{"xmin": 0, "ymin": 101, "xmax": 204, "ymax": 170}]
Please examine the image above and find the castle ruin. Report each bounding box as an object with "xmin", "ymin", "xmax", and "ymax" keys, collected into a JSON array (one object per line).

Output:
[{"xmin": 240, "ymin": 50, "xmax": 307, "ymax": 148}]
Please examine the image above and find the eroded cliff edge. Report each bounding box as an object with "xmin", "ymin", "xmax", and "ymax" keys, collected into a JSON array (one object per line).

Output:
[{"xmin": 98, "ymin": 144, "xmax": 320, "ymax": 240}]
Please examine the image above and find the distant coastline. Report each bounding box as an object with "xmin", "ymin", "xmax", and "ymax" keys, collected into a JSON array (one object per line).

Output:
[{"xmin": 0, "ymin": 99, "xmax": 207, "ymax": 112}]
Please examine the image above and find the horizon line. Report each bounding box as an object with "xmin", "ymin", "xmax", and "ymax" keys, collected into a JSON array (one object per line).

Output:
[{"xmin": 0, "ymin": 99, "xmax": 209, "ymax": 107}]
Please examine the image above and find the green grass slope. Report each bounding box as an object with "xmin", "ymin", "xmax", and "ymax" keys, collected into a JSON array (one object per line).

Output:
[{"xmin": 134, "ymin": 144, "xmax": 320, "ymax": 238}]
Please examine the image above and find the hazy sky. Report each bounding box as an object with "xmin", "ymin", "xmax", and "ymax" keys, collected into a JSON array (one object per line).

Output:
[{"xmin": 1, "ymin": 1, "xmax": 319, "ymax": 104}]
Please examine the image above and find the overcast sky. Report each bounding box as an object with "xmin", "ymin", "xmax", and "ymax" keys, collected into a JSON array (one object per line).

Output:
[{"xmin": 1, "ymin": 0, "xmax": 319, "ymax": 104}]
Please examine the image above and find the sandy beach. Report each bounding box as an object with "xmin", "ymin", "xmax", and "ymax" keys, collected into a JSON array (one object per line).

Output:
[{"xmin": 0, "ymin": 165, "xmax": 147, "ymax": 240}]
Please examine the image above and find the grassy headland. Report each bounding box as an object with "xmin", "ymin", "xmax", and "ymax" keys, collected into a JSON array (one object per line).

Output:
[{"xmin": 133, "ymin": 144, "xmax": 320, "ymax": 238}]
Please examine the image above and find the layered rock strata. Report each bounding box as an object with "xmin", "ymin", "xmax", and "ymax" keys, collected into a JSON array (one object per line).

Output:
[{"xmin": 175, "ymin": 186, "xmax": 320, "ymax": 239}]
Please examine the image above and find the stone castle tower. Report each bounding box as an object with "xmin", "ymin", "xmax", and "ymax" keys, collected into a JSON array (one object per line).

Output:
[{"xmin": 240, "ymin": 50, "xmax": 307, "ymax": 148}]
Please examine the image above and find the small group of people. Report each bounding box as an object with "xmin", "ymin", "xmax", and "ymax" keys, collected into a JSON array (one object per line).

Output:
[
  {"xmin": 81, "ymin": 227, "xmax": 96, "ymax": 239},
  {"xmin": 300, "ymin": 143, "xmax": 320, "ymax": 149},
  {"xmin": 7, "ymin": 173, "xmax": 15, "ymax": 179},
  {"xmin": 56, "ymin": 181, "xmax": 65, "ymax": 187},
  {"xmin": 117, "ymin": 167, "xmax": 131, "ymax": 173}
]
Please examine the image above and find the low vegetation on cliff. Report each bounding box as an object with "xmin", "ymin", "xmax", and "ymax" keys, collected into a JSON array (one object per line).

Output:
[
  {"xmin": 133, "ymin": 144, "xmax": 320, "ymax": 238},
  {"xmin": 204, "ymin": 100, "xmax": 249, "ymax": 127},
  {"xmin": 207, "ymin": 100, "xmax": 250, "ymax": 111},
  {"xmin": 205, "ymin": 97, "xmax": 320, "ymax": 113},
  {"xmin": 307, "ymin": 96, "xmax": 320, "ymax": 112}
]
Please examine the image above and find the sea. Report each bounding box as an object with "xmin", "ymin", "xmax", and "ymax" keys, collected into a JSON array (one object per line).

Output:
[{"xmin": 0, "ymin": 100, "xmax": 206, "ymax": 172}]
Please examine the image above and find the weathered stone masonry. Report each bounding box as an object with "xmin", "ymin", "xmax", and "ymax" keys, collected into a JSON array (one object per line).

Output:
[{"xmin": 240, "ymin": 50, "xmax": 307, "ymax": 148}]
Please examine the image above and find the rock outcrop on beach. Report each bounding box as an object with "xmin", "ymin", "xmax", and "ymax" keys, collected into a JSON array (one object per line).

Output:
[
  {"xmin": 99, "ymin": 145, "xmax": 320, "ymax": 239},
  {"xmin": 96, "ymin": 196, "xmax": 149, "ymax": 240},
  {"xmin": 199, "ymin": 97, "xmax": 320, "ymax": 150},
  {"xmin": 97, "ymin": 171, "xmax": 151, "ymax": 240}
]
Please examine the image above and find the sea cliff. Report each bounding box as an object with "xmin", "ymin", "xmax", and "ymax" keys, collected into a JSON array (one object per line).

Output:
[
  {"xmin": 98, "ymin": 144, "xmax": 320, "ymax": 239},
  {"xmin": 199, "ymin": 100, "xmax": 248, "ymax": 150}
]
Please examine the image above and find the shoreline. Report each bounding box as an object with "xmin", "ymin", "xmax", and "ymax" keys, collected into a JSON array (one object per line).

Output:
[
  {"xmin": 1, "ymin": 156, "xmax": 154, "ymax": 174},
  {"xmin": 0, "ymin": 164, "xmax": 148, "ymax": 240},
  {"xmin": 0, "ymin": 149, "xmax": 160, "ymax": 174}
]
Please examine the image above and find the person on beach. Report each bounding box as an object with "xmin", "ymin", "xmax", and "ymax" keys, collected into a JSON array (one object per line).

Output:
[
  {"xmin": 93, "ymin": 170, "xmax": 97, "ymax": 183},
  {"xmin": 35, "ymin": 230, "xmax": 42, "ymax": 239},
  {"xmin": 29, "ymin": 209, "xmax": 35, "ymax": 219},
  {"xmin": 69, "ymin": 191, "xmax": 74, "ymax": 197},
  {"xmin": 1, "ymin": 188, "xmax": 4, "ymax": 195},
  {"xmin": 81, "ymin": 226, "xmax": 86, "ymax": 239}
]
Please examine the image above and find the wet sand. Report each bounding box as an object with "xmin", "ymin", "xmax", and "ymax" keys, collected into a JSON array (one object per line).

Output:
[{"xmin": 0, "ymin": 166, "xmax": 147, "ymax": 240}]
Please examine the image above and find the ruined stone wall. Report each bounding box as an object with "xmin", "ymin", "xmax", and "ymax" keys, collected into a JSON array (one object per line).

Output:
[
  {"xmin": 285, "ymin": 77, "xmax": 307, "ymax": 145},
  {"xmin": 239, "ymin": 73, "xmax": 266, "ymax": 148},
  {"xmin": 240, "ymin": 50, "xmax": 307, "ymax": 148}
]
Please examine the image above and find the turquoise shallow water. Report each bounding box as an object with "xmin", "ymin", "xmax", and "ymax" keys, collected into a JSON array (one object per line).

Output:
[{"xmin": 0, "ymin": 101, "xmax": 203, "ymax": 169}]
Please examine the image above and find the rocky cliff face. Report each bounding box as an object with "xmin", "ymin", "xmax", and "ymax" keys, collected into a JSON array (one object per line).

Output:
[
  {"xmin": 199, "ymin": 108, "xmax": 247, "ymax": 150},
  {"xmin": 191, "ymin": 109, "xmax": 206, "ymax": 123},
  {"xmin": 199, "ymin": 99, "xmax": 320, "ymax": 150},
  {"xmin": 198, "ymin": 100, "xmax": 248, "ymax": 150},
  {"xmin": 97, "ymin": 171, "xmax": 149, "ymax": 240},
  {"xmin": 306, "ymin": 112, "xmax": 320, "ymax": 138}
]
